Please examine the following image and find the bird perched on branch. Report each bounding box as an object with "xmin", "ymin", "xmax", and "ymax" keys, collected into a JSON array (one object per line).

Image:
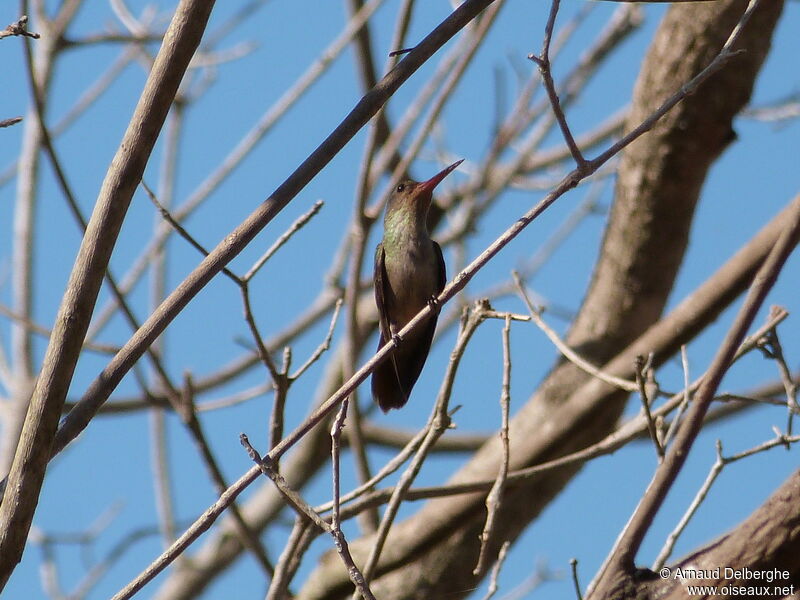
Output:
[{"xmin": 371, "ymin": 159, "xmax": 463, "ymax": 411}]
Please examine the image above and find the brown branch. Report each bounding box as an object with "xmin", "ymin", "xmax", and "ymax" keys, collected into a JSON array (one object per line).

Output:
[
  {"xmin": 653, "ymin": 433, "xmax": 800, "ymax": 571},
  {"xmin": 635, "ymin": 354, "xmax": 664, "ymax": 459},
  {"xmin": 589, "ymin": 194, "xmax": 800, "ymax": 597},
  {"xmin": 0, "ymin": 0, "xmax": 216, "ymax": 587},
  {"xmin": 0, "ymin": 15, "xmax": 40, "ymax": 40},
  {"xmin": 241, "ymin": 435, "xmax": 330, "ymax": 532},
  {"xmin": 528, "ymin": 0, "xmax": 586, "ymax": 168},
  {"xmin": 473, "ymin": 315, "xmax": 512, "ymax": 575},
  {"xmin": 331, "ymin": 401, "xmax": 377, "ymax": 600},
  {"xmin": 514, "ymin": 272, "xmax": 638, "ymax": 393},
  {"xmin": 641, "ymin": 468, "xmax": 800, "ymax": 600},
  {"xmin": 757, "ymin": 319, "xmax": 799, "ymax": 435},
  {"xmin": 86, "ymin": 0, "xmax": 387, "ymax": 337},
  {"xmin": 481, "ymin": 541, "xmax": 510, "ymax": 600},
  {"xmin": 54, "ymin": 0, "xmax": 501, "ymax": 463},
  {"xmin": 243, "ymin": 199, "xmax": 325, "ymax": 282},
  {"xmin": 356, "ymin": 303, "xmax": 488, "ymax": 592}
]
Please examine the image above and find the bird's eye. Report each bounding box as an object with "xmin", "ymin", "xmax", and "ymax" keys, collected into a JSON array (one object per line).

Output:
[{"xmin": 396, "ymin": 183, "xmax": 406, "ymax": 193}]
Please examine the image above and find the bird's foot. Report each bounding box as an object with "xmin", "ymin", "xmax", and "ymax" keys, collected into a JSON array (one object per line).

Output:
[{"xmin": 391, "ymin": 333, "xmax": 402, "ymax": 348}]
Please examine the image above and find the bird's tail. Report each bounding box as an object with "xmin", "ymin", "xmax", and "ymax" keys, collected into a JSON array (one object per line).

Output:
[{"xmin": 371, "ymin": 357, "xmax": 409, "ymax": 412}]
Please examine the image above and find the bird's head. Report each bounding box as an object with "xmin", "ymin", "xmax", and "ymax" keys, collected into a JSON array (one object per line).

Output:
[{"xmin": 386, "ymin": 159, "xmax": 463, "ymax": 219}]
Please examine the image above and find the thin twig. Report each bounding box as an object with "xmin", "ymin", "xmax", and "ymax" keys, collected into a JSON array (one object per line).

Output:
[
  {"xmin": 474, "ymin": 315, "xmax": 512, "ymax": 575},
  {"xmin": 570, "ymin": 558, "xmax": 584, "ymax": 600},
  {"xmin": 662, "ymin": 345, "xmax": 692, "ymax": 449},
  {"xmin": 652, "ymin": 432, "xmax": 800, "ymax": 570},
  {"xmin": 142, "ymin": 180, "xmax": 238, "ymax": 281},
  {"xmin": 0, "ymin": 15, "xmax": 40, "ymax": 40},
  {"xmin": 315, "ymin": 424, "xmax": 428, "ymax": 514},
  {"xmin": 331, "ymin": 401, "xmax": 349, "ymax": 533},
  {"xmin": 437, "ymin": 188, "xmax": 599, "ymax": 336},
  {"xmin": 481, "ymin": 540, "xmax": 511, "ymax": 600},
  {"xmin": 244, "ymin": 200, "xmax": 325, "ymax": 282},
  {"xmin": 635, "ymin": 354, "xmax": 664, "ymax": 460},
  {"xmin": 590, "ymin": 190, "xmax": 800, "ymax": 592},
  {"xmin": 330, "ymin": 400, "xmax": 378, "ymax": 600},
  {"xmin": 291, "ymin": 297, "xmax": 344, "ymax": 380},
  {"xmin": 513, "ymin": 272, "xmax": 638, "ymax": 393},
  {"xmin": 755, "ymin": 309, "xmax": 798, "ymax": 435},
  {"xmin": 269, "ymin": 348, "xmax": 291, "ymax": 452},
  {"xmin": 241, "ymin": 434, "xmax": 331, "ymax": 533},
  {"xmin": 240, "ymin": 283, "xmax": 283, "ymax": 382},
  {"xmin": 0, "ymin": 117, "xmax": 23, "ymax": 128},
  {"xmin": 528, "ymin": 0, "xmax": 586, "ymax": 168}
]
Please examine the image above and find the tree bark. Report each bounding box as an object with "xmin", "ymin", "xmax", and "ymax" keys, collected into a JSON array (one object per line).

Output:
[{"xmin": 638, "ymin": 469, "xmax": 800, "ymax": 600}]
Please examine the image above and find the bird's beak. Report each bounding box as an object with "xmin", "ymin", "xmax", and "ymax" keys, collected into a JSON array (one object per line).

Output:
[{"xmin": 417, "ymin": 159, "xmax": 463, "ymax": 195}]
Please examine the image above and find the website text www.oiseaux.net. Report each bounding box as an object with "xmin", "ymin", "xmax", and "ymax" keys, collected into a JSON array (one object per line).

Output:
[{"xmin": 658, "ymin": 566, "xmax": 796, "ymax": 597}]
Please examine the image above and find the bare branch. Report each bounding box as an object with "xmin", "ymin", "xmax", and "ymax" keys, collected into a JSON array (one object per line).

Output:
[
  {"xmin": 0, "ymin": 15, "xmax": 40, "ymax": 40},
  {"xmin": 514, "ymin": 272, "xmax": 638, "ymax": 393},
  {"xmin": 241, "ymin": 434, "xmax": 330, "ymax": 534},
  {"xmin": 635, "ymin": 354, "xmax": 664, "ymax": 460},
  {"xmin": 331, "ymin": 401, "xmax": 377, "ymax": 600},
  {"xmin": 481, "ymin": 540, "xmax": 510, "ymax": 600},
  {"xmin": 653, "ymin": 432, "xmax": 800, "ymax": 570},
  {"xmin": 0, "ymin": 0, "xmax": 217, "ymax": 585},
  {"xmin": 474, "ymin": 315, "xmax": 512, "ymax": 575},
  {"xmin": 590, "ymin": 192, "xmax": 800, "ymax": 596},
  {"xmin": 528, "ymin": 0, "xmax": 586, "ymax": 167},
  {"xmin": 244, "ymin": 200, "xmax": 325, "ymax": 282}
]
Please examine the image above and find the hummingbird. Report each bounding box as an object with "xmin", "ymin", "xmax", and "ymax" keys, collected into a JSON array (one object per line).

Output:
[{"xmin": 371, "ymin": 159, "xmax": 463, "ymax": 411}]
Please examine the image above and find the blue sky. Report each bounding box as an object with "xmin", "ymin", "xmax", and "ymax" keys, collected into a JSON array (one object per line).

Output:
[{"xmin": 1, "ymin": 1, "xmax": 799, "ymax": 598}]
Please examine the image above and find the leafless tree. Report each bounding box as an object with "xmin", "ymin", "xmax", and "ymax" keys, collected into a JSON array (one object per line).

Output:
[{"xmin": 0, "ymin": 1, "xmax": 797, "ymax": 599}]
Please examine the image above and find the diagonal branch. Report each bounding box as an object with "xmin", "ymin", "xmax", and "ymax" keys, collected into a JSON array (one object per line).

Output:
[
  {"xmin": 53, "ymin": 0, "xmax": 500, "ymax": 462},
  {"xmin": 589, "ymin": 194, "xmax": 800, "ymax": 599},
  {"xmin": 0, "ymin": 0, "xmax": 217, "ymax": 588}
]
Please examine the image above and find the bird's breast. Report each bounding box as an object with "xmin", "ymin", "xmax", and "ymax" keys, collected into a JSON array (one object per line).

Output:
[{"xmin": 382, "ymin": 239, "xmax": 439, "ymax": 327}]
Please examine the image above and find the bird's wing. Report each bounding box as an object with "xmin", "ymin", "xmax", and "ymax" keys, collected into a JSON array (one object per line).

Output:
[
  {"xmin": 373, "ymin": 243, "xmax": 392, "ymax": 341},
  {"xmin": 372, "ymin": 243, "xmax": 409, "ymax": 410},
  {"xmin": 433, "ymin": 240, "xmax": 446, "ymax": 298}
]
